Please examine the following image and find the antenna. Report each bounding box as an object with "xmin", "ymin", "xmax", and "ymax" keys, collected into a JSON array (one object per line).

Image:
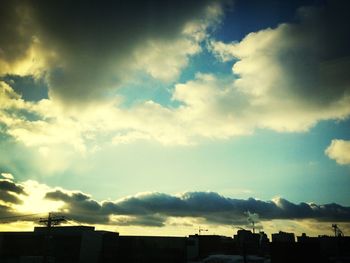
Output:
[
  {"xmin": 198, "ymin": 227, "xmax": 208, "ymax": 235},
  {"xmin": 38, "ymin": 213, "xmax": 66, "ymax": 263},
  {"xmin": 332, "ymin": 224, "xmax": 344, "ymax": 237},
  {"xmin": 246, "ymin": 211, "xmax": 259, "ymax": 234},
  {"xmin": 39, "ymin": 212, "xmax": 66, "ymax": 228}
]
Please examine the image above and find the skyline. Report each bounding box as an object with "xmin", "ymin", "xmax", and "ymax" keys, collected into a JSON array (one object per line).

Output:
[
  {"xmin": 1, "ymin": 173, "xmax": 350, "ymax": 237},
  {"xmin": 0, "ymin": 0, "xmax": 350, "ymax": 236}
]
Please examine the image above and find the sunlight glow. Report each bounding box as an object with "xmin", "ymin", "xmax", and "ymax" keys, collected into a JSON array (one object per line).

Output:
[{"xmin": 14, "ymin": 180, "xmax": 64, "ymax": 214}]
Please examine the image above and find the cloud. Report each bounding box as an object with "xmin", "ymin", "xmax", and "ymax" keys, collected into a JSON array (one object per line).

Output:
[
  {"xmin": 325, "ymin": 139, "xmax": 350, "ymax": 165},
  {"xmin": 171, "ymin": 73, "xmax": 253, "ymax": 138},
  {"xmin": 110, "ymin": 214, "xmax": 166, "ymax": 227},
  {"xmin": 0, "ymin": 173, "xmax": 25, "ymax": 204},
  {"xmin": 0, "ymin": 81, "xmax": 93, "ymax": 154},
  {"xmin": 0, "ymin": 79, "xmax": 199, "ymax": 150},
  {"xmin": 0, "ymin": 176, "xmax": 63, "ymax": 220},
  {"xmin": 0, "ymin": 0, "xmax": 227, "ymax": 104},
  {"xmin": 1, "ymin": 0, "xmax": 350, "ymax": 152},
  {"xmin": 45, "ymin": 189, "xmax": 108, "ymax": 224},
  {"xmin": 210, "ymin": 0, "xmax": 350, "ymax": 132},
  {"xmin": 45, "ymin": 188, "xmax": 350, "ymax": 226},
  {"xmin": 112, "ymin": 131, "xmax": 151, "ymax": 145},
  {"xmin": 1, "ymin": 174, "xmax": 349, "ymax": 228},
  {"xmin": 0, "ymin": 174, "xmax": 27, "ymax": 220},
  {"xmin": 0, "ymin": 179, "xmax": 25, "ymax": 195},
  {"xmin": 1, "ymin": 173, "xmax": 14, "ymax": 180},
  {"xmin": 130, "ymin": 1, "xmax": 225, "ymax": 82},
  {"xmin": 0, "ymin": 204, "xmax": 17, "ymax": 220},
  {"xmin": 0, "ymin": 1, "xmax": 44, "ymax": 76}
]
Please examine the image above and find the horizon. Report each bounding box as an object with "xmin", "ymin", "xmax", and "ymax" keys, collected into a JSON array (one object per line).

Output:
[
  {"xmin": 0, "ymin": 0, "xmax": 350, "ymax": 236},
  {"xmin": 1, "ymin": 215, "xmax": 345, "ymax": 239}
]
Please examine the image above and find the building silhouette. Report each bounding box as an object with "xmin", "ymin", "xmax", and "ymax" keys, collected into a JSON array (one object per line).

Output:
[
  {"xmin": 0, "ymin": 225, "xmax": 349, "ymax": 263},
  {"xmin": 0, "ymin": 226, "xmax": 119, "ymax": 263}
]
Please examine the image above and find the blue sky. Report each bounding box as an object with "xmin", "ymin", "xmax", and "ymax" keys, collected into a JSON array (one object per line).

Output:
[{"xmin": 0, "ymin": 0, "xmax": 349, "ymax": 236}]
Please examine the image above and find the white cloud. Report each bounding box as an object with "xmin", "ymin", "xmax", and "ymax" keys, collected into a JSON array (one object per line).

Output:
[
  {"xmin": 172, "ymin": 73, "xmax": 253, "ymax": 137},
  {"xmin": 133, "ymin": 37, "xmax": 201, "ymax": 82},
  {"xmin": 112, "ymin": 131, "xmax": 151, "ymax": 145},
  {"xmin": 325, "ymin": 139, "xmax": 350, "ymax": 165},
  {"xmin": 210, "ymin": 3, "xmax": 350, "ymax": 132},
  {"xmin": 1, "ymin": 1, "xmax": 350, "ymax": 155},
  {"xmin": 1, "ymin": 173, "xmax": 14, "ymax": 180},
  {"xmin": 133, "ymin": 2, "xmax": 223, "ymax": 82}
]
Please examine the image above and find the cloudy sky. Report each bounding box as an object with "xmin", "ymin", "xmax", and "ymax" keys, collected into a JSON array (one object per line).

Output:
[{"xmin": 0, "ymin": 0, "xmax": 350, "ymax": 237}]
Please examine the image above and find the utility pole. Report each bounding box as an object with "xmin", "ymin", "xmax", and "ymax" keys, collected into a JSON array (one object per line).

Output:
[
  {"xmin": 39, "ymin": 213, "xmax": 66, "ymax": 263},
  {"xmin": 332, "ymin": 224, "xmax": 344, "ymax": 237},
  {"xmin": 332, "ymin": 224, "xmax": 344, "ymax": 262},
  {"xmin": 39, "ymin": 213, "xmax": 66, "ymax": 228}
]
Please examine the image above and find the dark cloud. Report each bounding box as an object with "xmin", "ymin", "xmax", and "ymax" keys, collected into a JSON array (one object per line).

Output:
[
  {"xmin": 0, "ymin": 179, "xmax": 25, "ymax": 204},
  {"xmin": 0, "ymin": 191, "xmax": 21, "ymax": 204},
  {"xmin": 0, "ymin": 176, "xmax": 25, "ymax": 220},
  {"xmin": 45, "ymin": 190, "xmax": 350, "ymax": 227},
  {"xmin": 110, "ymin": 192, "xmax": 186, "ymax": 215},
  {"xmin": 0, "ymin": 179, "xmax": 25, "ymax": 194},
  {"xmin": 45, "ymin": 190, "xmax": 108, "ymax": 224},
  {"xmin": 112, "ymin": 214, "xmax": 166, "ymax": 227},
  {"xmin": 0, "ymin": 0, "xmax": 34, "ymax": 67},
  {"xmin": 0, "ymin": 204, "xmax": 17, "ymax": 219},
  {"xmin": 277, "ymin": 0, "xmax": 350, "ymax": 105},
  {"xmin": 0, "ymin": 0, "xmax": 227, "ymax": 104}
]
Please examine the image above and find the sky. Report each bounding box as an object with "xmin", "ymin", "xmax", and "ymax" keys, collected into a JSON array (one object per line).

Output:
[{"xmin": 0, "ymin": 0, "xmax": 350, "ymax": 237}]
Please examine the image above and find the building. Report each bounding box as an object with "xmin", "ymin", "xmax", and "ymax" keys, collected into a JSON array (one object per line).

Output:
[
  {"xmin": 118, "ymin": 235, "xmax": 187, "ymax": 263},
  {"xmin": 0, "ymin": 226, "xmax": 187, "ymax": 263},
  {"xmin": 1, "ymin": 226, "xmax": 349, "ymax": 263},
  {"xmin": 233, "ymin": 229, "xmax": 270, "ymax": 256},
  {"xmin": 271, "ymin": 231, "xmax": 295, "ymax": 243},
  {"xmin": 0, "ymin": 226, "xmax": 119, "ymax": 263},
  {"xmin": 187, "ymin": 234, "xmax": 236, "ymax": 261},
  {"xmin": 298, "ymin": 234, "xmax": 350, "ymax": 263}
]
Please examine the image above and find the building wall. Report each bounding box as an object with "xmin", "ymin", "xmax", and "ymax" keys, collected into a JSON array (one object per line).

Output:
[
  {"xmin": 187, "ymin": 236, "xmax": 199, "ymax": 260},
  {"xmin": 271, "ymin": 231, "xmax": 295, "ymax": 243},
  {"xmin": 118, "ymin": 236, "xmax": 187, "ymax": 263},
  {"xmin": 79, "ymin": 231, "xmax": 103, "ymax": 263},
  {"xmin": 0, "ymin": 227, "xmax": 117, "ymax": 263},
  {"xmin": 188, "ymin": 235, "xmax": 236, "ymax": 260}
]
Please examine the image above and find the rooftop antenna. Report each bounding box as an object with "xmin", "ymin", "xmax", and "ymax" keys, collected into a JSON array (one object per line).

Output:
[
  {"xmin": 199, "ymin": 227, "xmax": 208, "ymax": 235},
  {"xmin": 246, "ymin": 211, "xmax": 260, "ymax": 234},
  {"xmin": 39, "ymin": 212, "xmax": 66, "ymax": 228},
  {"xmin": 332, "ymin": 224, "xmax": 344, "ymax": 237}
]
